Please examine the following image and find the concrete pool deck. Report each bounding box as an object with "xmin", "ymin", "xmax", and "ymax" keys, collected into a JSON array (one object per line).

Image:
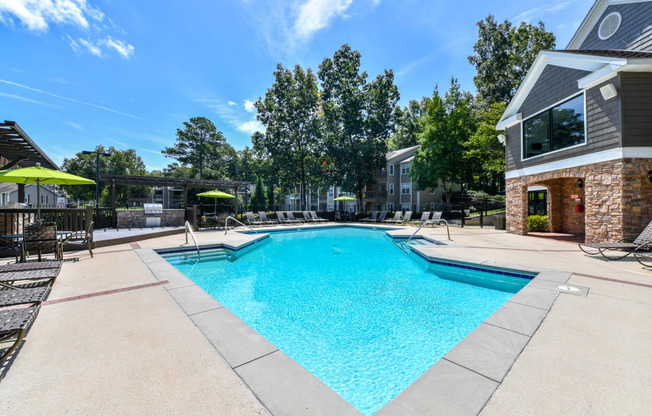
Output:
[{"xmin": 1, "ymin": 224, "xmax": 651, "ymax": 415}]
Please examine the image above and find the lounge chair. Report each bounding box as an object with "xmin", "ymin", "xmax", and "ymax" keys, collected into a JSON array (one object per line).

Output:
[
  {"xmin": 0, "ymin": 285, "xmax": 51, "ymax": 308},
  {"xmin": 383, "ymin": 212, "xmax": 403, "ymax": 223},
  {"xmin": 425, "ymin": 211, "xmax": 447, "ymax": 227},
  {"xmin": 400, "ymin": 211, "xmax": 413, "ymax": 224},
  {"xmin": 258, "ymin": 211, "xmax": 278, "ymax": 226},
  {"xmin": 275, "ymin": 211, "xmax": 298, "ymax": 224},
  {"xmin": 375, "ymin": 211, "xmax": 387, "ymax": 222},
  {"xmin": 245, "ymin": 212, "xmax": 264, "ymax": 227},
  {"xmin": 0, "ymin": 268, "xmax": 60, "ymax": 289},
  {"xmin": 0, "ymin": 305, "xmax": 41, "ymax": 363},
  {"xmin": 0, "ymin": 260, "xmax": 62, "ymax": 273},
  {"xmin": 413, "ymin": 212, "xmax": 431, "ymax": 225},
  {"xmin": 579, "ymin": 220, "xmax": 652, "ymax": 260},
  {"xmin": 286, "ymin": 212, "xmax": 304, "ymax": 223},
  {"xmin": 310, "ymin": 211, "xmax": 328, "ymax": 222},
  {"xmin": 301, "ymin": 211, "xmax": 316, "ymax": 222},
  {"xmin": 60, "ymin": 221, "xmax": 93, "ymax": 259},
  {"xmin": 361, "ymin": 211, "xmax": 378, "ymax": 222}
]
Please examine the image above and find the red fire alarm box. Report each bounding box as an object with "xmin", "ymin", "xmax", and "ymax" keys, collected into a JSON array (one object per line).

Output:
[{"xmin": 575, "ymin": 204, "xmax": 584, "ymax": 213}]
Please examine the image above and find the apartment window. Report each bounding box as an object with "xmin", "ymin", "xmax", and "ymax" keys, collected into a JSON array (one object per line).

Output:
[
  {"xmin": 41, "ymin": 195, "xmax": 48, "ymax": 205},
  {"xmin": 401, "ymin": 162, "xmax": 411, "ymax": 175},
  {"xmin": 328, "ymin": 204, "xmax": 334, "ymax": 211},
  {"xmin": 25, "ymin": 194, "xmax": 30, "ymax": 204},
  {"xmin": 379, "ymin": 184, "xmax": 386, "ymax": 192},
  {"xmin": 328, "ymin": 187, "xmax": 334, "ymax": 197},
  {"xmin": 401, "ymin": 203, "xmax": 410, "ymax": 211},
  {"xmin": 401, "ymin": 183, "xmax": 410, "ymax": 194},
  {"xmin": 389, "ymin": 183, "xmax": 394, "ymax": 195},
  {"xmin": 523, "ymin": 94, "xmax": 585, "ymax": 159},
  {"xmin": 388, "ymin": 164, "xmax": 394, "ymax": 176},
  {"xmin": 1, "ymin": 192, "xmax": 9, "ymax": 206}
]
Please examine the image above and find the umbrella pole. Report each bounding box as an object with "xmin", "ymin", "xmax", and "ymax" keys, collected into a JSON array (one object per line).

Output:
[{"xmin": 36, "ymin": 178, "xmax": 41, "ymax": 223}]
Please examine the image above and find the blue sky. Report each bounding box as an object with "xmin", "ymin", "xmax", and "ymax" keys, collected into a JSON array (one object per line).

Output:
[{"xmin": 0, "ymin": 0, "xmax": 594, "ymax": 171}]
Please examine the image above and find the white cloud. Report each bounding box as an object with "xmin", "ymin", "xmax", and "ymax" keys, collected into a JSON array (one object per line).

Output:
[
  {"xmin": 65, "ymin": 121, "xmax": 85, "ymax": 131},
  {"xmin": 0, "ymin": 0, "xmax": 104, "ymax": 32},
  {"xmin": 237, "ymin": 120, "xmax": 265, "ymax": 135},
  {"xmin": 513, "ymin": 0, "xmax": 577, "ymax": 23},
  {"xmin": 244, "ymin": 99, "xmax": 256, "ymax": 112},
  {"xmin": 102, "ymin": 36, "xmax": 134, "ymax": 59},
  {"xmin": 78, "ymin": 37, "xmax": 102, "ymax": 57},
  {"xmin": 228, "ymin": 100, "xmax": 237, "ymax": 106},
  {"xmin": 0, "ymin": 91, "xmax": 61, "ymax": 108},
  {"xmin": 293, "ymin": 0, "xmax": 353, "ymax": 41}
]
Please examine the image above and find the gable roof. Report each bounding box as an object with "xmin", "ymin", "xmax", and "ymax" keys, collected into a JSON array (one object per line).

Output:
[
  {"xmin": 566, "ymin": 0, "xmax": 651, "ymax": 50},
  {"xmin": 386, "ymin": 145, "xmax": 419, "ymax": 162},
  {"xmin": 496, "ymin": 49, "xmax": 652, "ymax": 129}
]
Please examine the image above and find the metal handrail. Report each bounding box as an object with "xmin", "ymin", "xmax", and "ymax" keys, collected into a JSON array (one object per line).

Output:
[
  {"xmin": 224, "ymin": 216, "xmax": 257, "ymax": 235},
  {"xmin": 393, "ymin": 223, "xmax": 424, "ymax": 254},
  {"xmin": 183, "ymin": 221, "xmax": 200, "ymax": 259}
]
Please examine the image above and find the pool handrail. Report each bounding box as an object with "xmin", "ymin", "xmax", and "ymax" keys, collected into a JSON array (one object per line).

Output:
[
  {"xmin": 183, "ymin": 221, "xmax": 201, "ymax": 259},
  {"xmin": 224, "ymin": 215, "xmax": 257, "ymax": 235}
]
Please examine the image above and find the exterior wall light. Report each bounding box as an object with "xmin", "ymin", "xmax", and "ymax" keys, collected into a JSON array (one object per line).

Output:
[
  {"xmin": 577, "ymin": 178, "xmax": 584, "ymax": 188},
  {"xmin": 600, "ymin": 83, "xmax": 618, "ymax": 100},
  {"xmin": 497, "ymin": 134, "xmax": 506, "ymax": 145}
]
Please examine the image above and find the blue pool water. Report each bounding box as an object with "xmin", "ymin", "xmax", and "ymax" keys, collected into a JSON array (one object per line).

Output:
[{"xmin": 163, "ymin": 227, "xmax": 530, "ymax": 415}]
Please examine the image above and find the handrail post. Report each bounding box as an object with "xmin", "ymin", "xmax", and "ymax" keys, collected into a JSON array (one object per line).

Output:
[
  {"xmin": 224, "ymin": 215, "xmax": 257, "ymax": 235},
  {"xmin": 183, "ymin": 221, "xmax": 200, "ymax": 258}
]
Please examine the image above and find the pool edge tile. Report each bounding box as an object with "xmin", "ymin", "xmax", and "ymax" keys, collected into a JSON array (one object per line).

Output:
[
  {"xmin": 235, "ymin": 350, "xmax": 362, "ymax": 416},
  {"xmin": 376, "ymin": 359, "xmax": 499, "ymax": 416}
]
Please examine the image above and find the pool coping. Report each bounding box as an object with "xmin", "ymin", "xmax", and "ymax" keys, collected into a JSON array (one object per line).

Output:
[{"xmin": 135, "ymin": 228, "xmax": 588, "ymax": 416}]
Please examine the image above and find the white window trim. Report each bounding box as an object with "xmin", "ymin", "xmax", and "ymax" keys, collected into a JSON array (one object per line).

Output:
[
  {"xmin": 401, "ymin": 182, "xmax": 411, "ymax": 194},
  {"xmin": 520, "ymin": 91, "xmax": 588, "ymax": 162},
  {"xmin": 389, "ymin": 183, "xmax": 394, "ymax": 195},
  {"xmin": 400, "ymin": 162, "xmax": 411, "ymax": 175},
  {"xmin": 388, "ymin": 164, "xmax": 394, "ymax": 176}
]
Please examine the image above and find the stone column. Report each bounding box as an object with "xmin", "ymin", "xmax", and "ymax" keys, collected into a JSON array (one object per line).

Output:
[{"xmin": 506, "ymin": 178, "xmax": 528, "ymax": 235}]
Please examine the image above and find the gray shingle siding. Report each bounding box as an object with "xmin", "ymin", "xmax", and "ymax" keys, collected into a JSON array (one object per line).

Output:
[
  {"xmin": 505, "ymin": 70, "xmax": 625, "ymax": 172},
  {"xmin": 518, "ymin": 65, "xmax": 591, "ymax": 119},
  {"xmin": 622, "ymin": 72, "xmax": 652, "ymax": 146},
  {"xmin": 579, "ymin": 3, "xmax": 652, "ymax": 52}
]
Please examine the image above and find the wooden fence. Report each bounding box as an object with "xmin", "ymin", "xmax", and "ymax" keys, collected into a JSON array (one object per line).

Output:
[{"xmin": 0, "ymin": 207, "xmax": 92, "ymax": 235}]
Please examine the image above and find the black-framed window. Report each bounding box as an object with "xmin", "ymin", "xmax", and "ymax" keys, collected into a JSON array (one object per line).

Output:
[{"xmin": 523, "ymin": 94, "xmax": 585, "ymax": 159}]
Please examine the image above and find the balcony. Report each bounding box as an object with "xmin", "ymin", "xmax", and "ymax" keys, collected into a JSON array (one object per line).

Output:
[{"xmin": 364, "ymin": 190, "xmax": 388, "ymax": 200}]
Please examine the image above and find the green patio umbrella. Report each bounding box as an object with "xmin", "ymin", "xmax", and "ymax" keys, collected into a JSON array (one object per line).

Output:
[
  {"xmin": 333, "ymin": 195, "xmax": 357, "ymax": 212},
  {"xmin": 197, "ymin": 189, "xmax": 235, "ymax": 214},
  {"xmin": 0, "ymin": 163, "xmax": 95, "ymax": 221}
]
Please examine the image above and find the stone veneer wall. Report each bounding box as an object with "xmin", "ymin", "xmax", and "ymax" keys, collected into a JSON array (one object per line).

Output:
[
  {"xmin": 506, "ymin": 158, "xmax": 652, "ymax": 243},
  {"xmin": 116, "ymin": 209, "xmax": 185, "ymax": 228}
]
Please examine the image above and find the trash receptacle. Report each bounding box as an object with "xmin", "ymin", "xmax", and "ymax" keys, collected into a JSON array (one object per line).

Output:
[{"xmin": 495, "ymin": 215, "xmax": 506, "ymax": 230}]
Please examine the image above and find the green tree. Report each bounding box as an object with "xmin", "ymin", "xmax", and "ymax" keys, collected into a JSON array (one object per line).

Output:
[
  {"xmin": 254, "ymin": 64, "xmax": 323, "ymax": 210},
  {"xmin": 318, "ymin": 44, "xmax": 399, "ymax": 210},
  {"xmin": 387, "ymin": 98, "xmax": 429, "ymax": 151},
  {"xmin": 465, "ymin": 102, "xmax": 507, "ymax": 193},
  {"xmin": 468, "ymin": 15, "xmax": 555, "ymax": 105},
  {"xmin": 61, "ymin": 145, "xmax": 148, "ymax": 206},
  {"xmin": 249, "ymin": 176, "xmax": 267, "ymax": 210},
  {"xmin": 411, "ymin": 78, "xmax": 476, "ymax": 203},
  {"xmin": 162, "ymin": 117, "xmax": 227, "ymax": 179}
]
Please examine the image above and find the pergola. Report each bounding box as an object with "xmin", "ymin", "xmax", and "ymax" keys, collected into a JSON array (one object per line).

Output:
[
  {"xmin": 0, "ymin": 120, "xmax": 60, "ymax": 202},
  {"xmin": 98, "ymin": 174, "xmax": 250, "ymax": 216}
]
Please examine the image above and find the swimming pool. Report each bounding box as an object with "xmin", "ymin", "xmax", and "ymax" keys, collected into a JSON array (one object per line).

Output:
[{"xmin": 162, "ymin": 227, "xmax": 532, "ymax": 415}]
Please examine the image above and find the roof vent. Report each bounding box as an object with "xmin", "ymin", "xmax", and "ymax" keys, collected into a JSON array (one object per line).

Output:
[{"xmin": 598, "ymin": 12, "xmax": 622, "ymax": 40}]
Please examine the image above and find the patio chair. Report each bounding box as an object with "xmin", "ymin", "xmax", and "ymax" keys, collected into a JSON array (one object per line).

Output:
[
  {"xmin": 425, "ymin": 211, "xmax": 447, "ymax": 227},
  {"xmin": 258, "ymin": 211, "xmax": 278, "ymax": 226},
  {"xmin": 400, "ymin": 211, "xmax": 413, "ymax": 224},
  {"xmin": 413, "ymin": 212, "xmax": 431, "ymax": 225},
  {"xmin": 360, "ymin": 211, "xmax": 378, "ymax": 222},
  {"xmin": 22, "ymin": 223, "xmax": 60, "ymax": 262},
  {"xmin": 0, "ymin": 305, "xmax": 41, "ymax": 363},
  {"xmin": 286, "ymin": 212, "xmax": 304, "ymax": 223},
  {"xmin": 302, "ymin": 211, "xmax": 317, "ymax": 222},
  {"xmin": 310, "ymin": 211, "xmax": 328, "ymax": 222},
  {"xmin": 275, "ymin": 211, "xmax": 294, "ymax": 224},
  {"xmin": 0, "ymin": 285, "xmax": 51, "ymax": 308},
  {"xmin": 383, "ymin": 212, "xmax": 403, "ymax": 223},
  {"xmin": 245, "ymin": 212, "xmax": 264, "ymax": 227},
  {"xmin": 0, "ymin": 260, "xmax": 62, "ymax": 272},
  {"xmin": 375, "ymin": 211, "xmax": 387, "ymax": 222},
  {"xmin": 60, "ymin": 221, "xmax": 94, "ymax": 259},
  {"xmin": 0, "ymin": 268, "xmax": 60, "ymax": 289},
  {"xmin": 579, "ymin": 220, "xmax": 652, "ymax": 260}
]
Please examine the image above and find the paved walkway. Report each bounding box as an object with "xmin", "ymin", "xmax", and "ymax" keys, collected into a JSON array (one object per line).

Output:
[{"xmin": 0, "ymin": 224, "xmax": 650, "ymax": 415}]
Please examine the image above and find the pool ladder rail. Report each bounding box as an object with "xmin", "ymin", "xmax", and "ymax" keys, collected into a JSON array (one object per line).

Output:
[
  {"xmin": 224, "ymin": 216, "xmax": 258, "ymax": 235},
  {"xmin": 182, "ymin": 221, "xmax": 201, "ymax": 259},
  {"xmin": 393, "ymin": 220, "xmax": 451, "ymax": 254}
]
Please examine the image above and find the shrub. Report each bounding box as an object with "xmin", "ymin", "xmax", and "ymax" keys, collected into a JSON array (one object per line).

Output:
[{"xmin": 528, "ymin": 215, "xmax": 548, "ymax": 232}]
